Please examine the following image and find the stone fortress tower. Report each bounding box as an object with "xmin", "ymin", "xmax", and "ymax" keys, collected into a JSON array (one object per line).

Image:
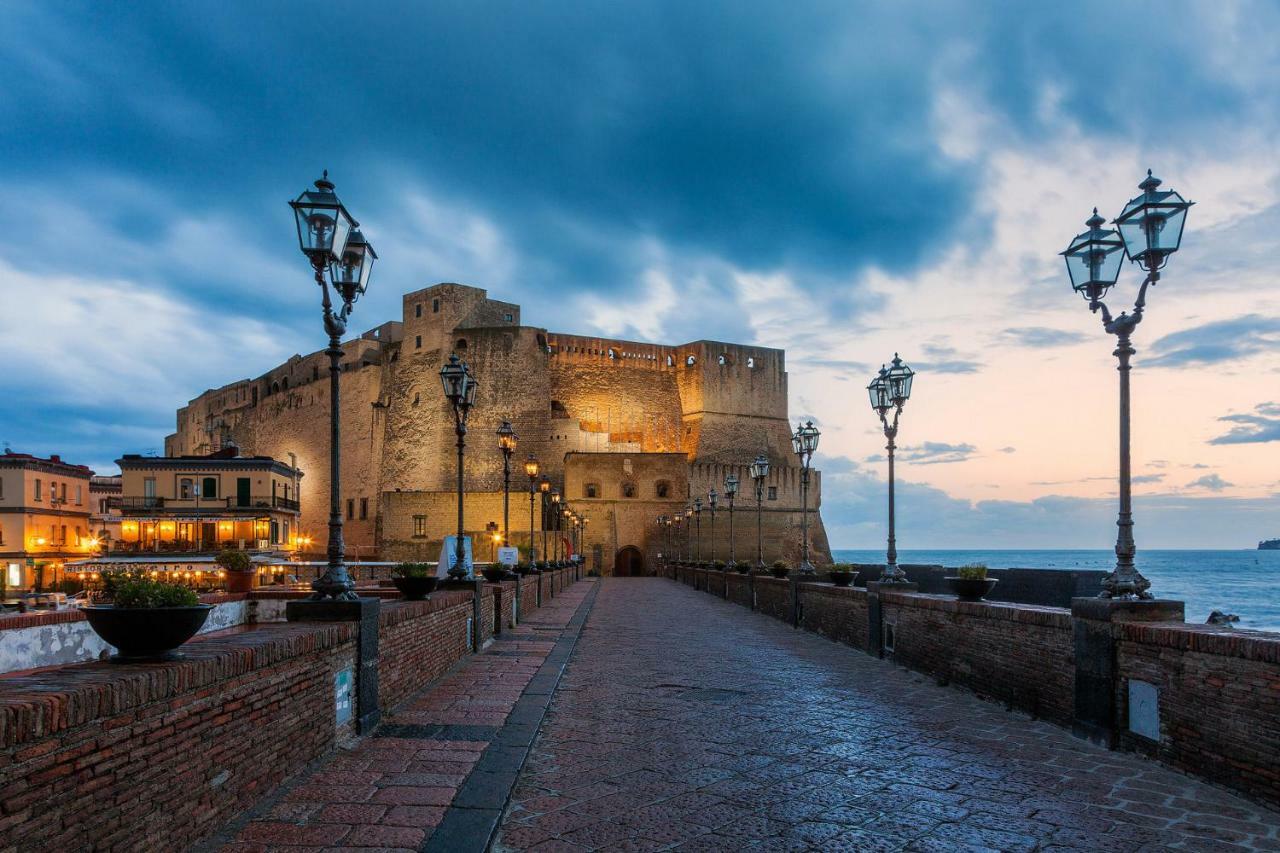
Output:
[{"xmin": 165, "ymin": 283, "xmax": 830, "ymax": 574}]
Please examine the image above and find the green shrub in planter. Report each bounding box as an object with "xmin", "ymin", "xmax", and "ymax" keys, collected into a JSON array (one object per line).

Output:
[
  {"xmin": 712, "ymin": 560, "xmax": 726, "ymax": 571},
  {"xmin": 394, "ymin": 562, "xmax": 435, "ymax": 578},
  {"xmin": 112, "ymin": 578, "xmax": 200, "ymax": 608},
  {"xmin": 393, "ymin": 562, "xmax": 439, "ymax": 600},
  {"xmin": 828, "ymin": 563, "xmax": 855, "ymax": 587},
  {"xmin": 957, "ymin": 563, "xmax": 988, "ymax": 580},
  {"xmin": 770, "ymin": 560, "xmax": 791, "ymax": 578},
  {"xmin": 84, "ymin": 577, "xmax": 211, "ymax": 661}
]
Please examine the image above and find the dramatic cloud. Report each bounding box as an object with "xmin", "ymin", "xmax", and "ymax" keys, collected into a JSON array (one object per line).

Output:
[
  {"xmin": 1210, "ymin": 402, "xmax": 1280, "ymax": 445},
  {"xmin": 1187, "ymin": 473, "xmax": 1234, "ymax": 492},
  {"xmin": 1146, "ymin": 315, "xmax": 1280, "ymax": 368},
  {"xmin": 868, "ymin": 442, "xmax": 978, "ymax": 466},
  {"xmin": 1133, "ymin": 474, "xmax": 1166, "ymax": 484}
]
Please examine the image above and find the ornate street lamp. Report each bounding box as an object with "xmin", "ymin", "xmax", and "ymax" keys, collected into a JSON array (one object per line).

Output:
[
  {"xmin": 791, "ymin": 421, "xmax": 820, "ymax": 574},
  {"xmin": 289, "ymin": 172, "xmax": 374, "ymax": 600},
  {"xmin": 440, "ymin": 353, "xmax": 479, "ymax": 580},
  {"xmin": 684, "ymin": 505, "xmax": 693, "ymax": 561},
  {"xmin": 1060, "ymin": 170, "xmax": 1192, "ymax": 600},
  {"xmin": 707, "ymin": 488, "xmax": 719, "ymax": 563},
  {"xmin": 724, "ymin": 473, "xmax": 739, "ymax": 565},
  {"xmin": 868, "ymin": 355, "xmax": 915, "ymax": 584},
  {"xmin": 550, "ymin": 489, "xmax": 561, "ymax": 560},
  {"xmin": 496, "ymin": 421, "xmax": 517, "ymax": 556},
  {"xmin": 693, "ymin": 497, "xmax": 703, "ymax": 562},
  {"xmin": 749, "ymin": 454, "xmax": 769, "ymax": 569},
  {"xmin": 538, "ymin": 476, "xmax": 550, "ymax": 564},
  {"xmin": 525, "ymin": 456, "xmax": 540, "ymax": 563}
]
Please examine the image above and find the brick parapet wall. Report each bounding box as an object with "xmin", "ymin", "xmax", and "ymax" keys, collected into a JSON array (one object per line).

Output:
[
  {"xmin": 0, "ymin": 622, "xmax": 358, "ymax": 850},
  {"xmin": 754, "ymin": 576, "xmax": 790, "ymax": 622},
  {"xmin": 799, "ymin": 585, "xmax": 869, "ymax": 651},
  {"xmin": 377, "ymin": 592, "xmax": 476, "ymax": 708},
  {"xmin": 880, "ymin": 593, "xmax": 1074, "ymax": 726},
  {"xmin": 1117, "ymin": 624, "xmax": 1280, "ymax": 804},
  {"xmin": 706, "ymin": 570, "xmax": 726, "ymax": 598},
  {"xmin": 519, "ymin": 575, "xmax": 539, "ymax": 618},
  {"xmin": 725, "ymin": 572, "xmax": 752, "ymax": 608}
]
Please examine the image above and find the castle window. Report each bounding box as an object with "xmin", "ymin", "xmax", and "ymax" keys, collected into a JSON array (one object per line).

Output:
[
  {"xmin": 550, "ymin": 400, "xmax": 567, "ymax": 415},
  {"xmin": 346, "ymin": 499, "xmax": 355, "ymax": 520},
  {"xmin": 686, "ymin": 355, "xmax": 696, "ymax": 366},
  {"xmin": 415, "ymin": 303, "xmax": 422, "ymax": 318},
  {"xmin": 621, "ymin": 482, "xmax": 636, "ymax": 498},
  {"xmin": 432, "ymin": 298, "xmax": 440, "ymax": 313},
  {"xmin": 313, "ymin": 366, "xmax": 319, "ymax": 380},
  {"xmin": 503, "ymin": 313, "xmax": 513, "ymax": 322},
  {"xmin": 456, "ymin": 338, "xmax": 468, "ymax": 350},
  {"xmin": 537, "ymin": 333, "xmax": 547, "ymax": 349},
  {"xmin": 252, "ymin": 387, "xmax": 259, "ymax": 405},
  {"xmin": 608, "ymin": 348, "xmax": 616, "ymax": 359},
  {"xmin": 359, "ymin": 498, "xmax": 368, "ymax": 520},
  {"xmin": 585, "ymin": 482, "xmax": 599, "ymax": 499},
  {"xmin": 768, "ymin": 486, "xmax": 777, "ymax": 501},
  {"xmin": 655, "ymin": 481, "xmax": 670, "ymax": 499},
  {"xmin": 415, "ymin": 335, "xmax": 422, "ymax": 349},
  {"xmin": 747, "ymin": 357, "xmax": 755, "ymax": 368},
  {"xmin": 271, "ymin": 381, "xmax": 279, "ymax": 394},
  {"xmin": 718, "ymin": 354, "xmax": 726, "ymax": 365},
  {"xmin": 413, "ymin": 515, "xmax": 426, "ymax": 537},
  {"xmin": 282, "ymin": 377, "xmax": 289, "ymax": 390}
]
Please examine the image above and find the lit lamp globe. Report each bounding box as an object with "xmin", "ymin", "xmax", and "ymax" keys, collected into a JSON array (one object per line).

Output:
[
  {"xmin": 793, "ymin": 421, "xmax": 820, "ymax": 456},
  {"xmin": 1061, "ymin": 208, "xmax": 1125, "ymax": 304},
  {"xmin": 749, "ymin": 455, "xmax": 769, "ymax": 481},
  {"xmin": 1113, "ymin": 170, "xmax": 1193, "ymax": 272},
  {"xmin": 867, "ymin": 369, "xmax": 891, "ymax": 413},
  {"xmin": 439, "ymin": 353, "xmax": 478, "ymax": 408},
  {"xmin": 886, "ymin": 354, "xmax": 914, "ymax": 405},
  {"xmin": 329, "ymin": 228, "xmax": 376, "ymax": 305}
]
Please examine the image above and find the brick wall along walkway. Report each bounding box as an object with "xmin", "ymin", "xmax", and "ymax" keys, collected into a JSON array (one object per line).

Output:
[
  {"xmin": 218, "ymin": 580, "xmax": 595, "ymax": 853},
  {"xmin": 494, "ymin": 578, "xmax": 1280, "ymax": 852}
]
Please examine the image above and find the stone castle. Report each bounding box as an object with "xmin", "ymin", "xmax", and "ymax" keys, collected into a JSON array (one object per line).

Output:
[{"xmin": 165, "ymin": 283, "xmax": 829, "ymax": 574}]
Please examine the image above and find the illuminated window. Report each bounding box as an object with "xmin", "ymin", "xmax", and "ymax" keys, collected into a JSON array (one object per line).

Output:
[{"xmin": 413, "ymin": 515, "xmax": 426, "ymax": 537}]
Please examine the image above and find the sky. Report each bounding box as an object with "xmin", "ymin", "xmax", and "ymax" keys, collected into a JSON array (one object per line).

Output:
[{"xmin": 1, "ymin": 1, "xmax": 1278, "ymax": 549}]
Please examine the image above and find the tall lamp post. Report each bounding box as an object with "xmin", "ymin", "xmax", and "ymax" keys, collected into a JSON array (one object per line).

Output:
[
  {"xmin": 550, "ymin": 489, "xmax": 561, "ymax": 560},
  {"xmin": 497, "ymin": 421, "xmax": 517, "ymax": 553},
  {"xmin": 724, "ymin": 473, "xmax": 739, "ymax": 565},
  {"xmin": 707, "ymin": 488, "xmax": 718, "ymax": 562},
  {"xmin": 693, "ymin": 497, "xmax": 703, "ymax": 561},
  {"xmin": 289, "ymin": 172, "xmax": 375, "ymax": 600},
  {"xmin": 1060, "ymin": 170, "xmax": 1192, "ymax": 600},
  {"xmin": 440, "ymin": 353, "xmax": 479, "ymax": 580},
  {"xmin": 749, "ymin": 455, "xmax": 769, "ymax": 569},
  {"xmin": 867, "ymin": 355, "xmax": 915, "ymax": 584},
  {"xmin": 524, "ymin": 456, "xmax": 540, "ymax": 563},
  {"xmin": 538, "ymin": 476, "xmax": 550, "ymax": 563},
  {"xmin": 792, "ymin": 421, "xmax": 820, "ymax": 573}
]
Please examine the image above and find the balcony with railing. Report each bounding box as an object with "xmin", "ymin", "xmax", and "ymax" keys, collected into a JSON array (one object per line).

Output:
[{"xmin": 113, "ymin": 495, "xmax": 300, "ymax": 514}]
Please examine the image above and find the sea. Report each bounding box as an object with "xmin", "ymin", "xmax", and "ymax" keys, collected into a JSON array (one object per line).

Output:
[{"xmin": 832, "ymin": 549, "xmax": 1280, "ymax": 633}]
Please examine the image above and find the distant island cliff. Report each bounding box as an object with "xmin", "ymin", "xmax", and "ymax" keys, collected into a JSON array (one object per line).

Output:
[{"xmin": 1261, "ymin": 539, "xmax": 1280, "ymax": 551}]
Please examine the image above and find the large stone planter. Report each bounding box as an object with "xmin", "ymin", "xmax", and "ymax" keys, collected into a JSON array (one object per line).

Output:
[
  {"xmin": 946, "ymin": 577, "xmax": 998, "ymax": 602},
  {"xmin": 394, "ymin": 576, "xmax": 438, "ymax": 600},
  {"xmin": 829, "ymin": 572, "xmax": 854, "ymax": 587},
  {"xmin": 83, "ymin": 605, "xmax": 213, "ymax": 662}
]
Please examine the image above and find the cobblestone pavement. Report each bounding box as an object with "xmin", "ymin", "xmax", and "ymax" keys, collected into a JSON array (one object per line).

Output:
[
  {"xmin": 219, "ymin": 580, "xmax": 594, "ymax": 853},
  {"xmin": 494, "ymin": 578, "xmax": 1280, "ymax": 852}
]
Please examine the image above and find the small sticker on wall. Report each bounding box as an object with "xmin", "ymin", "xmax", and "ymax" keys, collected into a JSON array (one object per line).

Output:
[
  {"xmin": 1128, "ymin": 679, "xmax": 1159, "ymax": 741},
  {"xmin": 335, "ymin": 668, "xmax": 354, "ymax": 726}
]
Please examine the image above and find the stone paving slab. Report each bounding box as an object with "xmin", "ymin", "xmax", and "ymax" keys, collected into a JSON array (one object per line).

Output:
[
  {"xmin": 493, "ymin": 578, "xmax": 1280, "ymax": 852},
  {"xmin": 214, "ymin": 579, "xmax": 596, "ymax": 853}
]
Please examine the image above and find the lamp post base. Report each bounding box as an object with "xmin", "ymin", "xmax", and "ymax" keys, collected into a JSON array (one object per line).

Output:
[{"xmin": 795, "ymin": 560, "xmax": 817, "ymax": 575}]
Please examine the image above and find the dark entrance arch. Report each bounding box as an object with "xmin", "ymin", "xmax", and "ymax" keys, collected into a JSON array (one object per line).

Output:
[{"xmin": 614, "ymin": 546, "xmax": 645, "ymax": 577}]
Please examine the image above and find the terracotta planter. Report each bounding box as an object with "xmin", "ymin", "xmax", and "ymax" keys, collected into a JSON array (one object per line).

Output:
[
  {"xmin": 83, "ymin": 605, "xmax": 213, "ymax": 662},
  {"xmin": 394, "ymin": 576, "xmax": 438, "ymax": 600},
  {"xmin": 224, "ymin": 570, "xmax": 255, "ymax": 593},
  {"xmin": 829, "ymin": 572, "xmax": 854, "ymax": 587},
  {"xmin": 946, "ymin": 577, "xmax": 998, "ymax": 602}
]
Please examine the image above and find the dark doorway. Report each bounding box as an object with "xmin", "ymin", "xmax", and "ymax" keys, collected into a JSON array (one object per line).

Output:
[{"xmin": 614, "ymin": 546, "xmax": 645, "ymax": 577}]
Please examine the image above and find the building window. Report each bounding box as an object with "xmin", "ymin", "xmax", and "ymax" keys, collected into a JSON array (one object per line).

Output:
[
  {"xmin": 768, "ymin": 486, "xmax": 778, "ymax": 501},
  {"xmin": 144, "ymin": 478, "xmax": 156, "ymax": 499},
  {"xmin": 202, "ymin": 477, "xmax": 218, "ymax": 499},
  {"xmin": 34, "ymin": 479, "xmax": 42, "ymax": 501},
  {"xmin": 179, "ymin": 478, "xmax": 194, "ymax": 500},
  {"xmin": 413, "ymin": 515, "xmax": 426, "ymax": 537},
  {"xmin": 415, "ymin": 303, "xmax": 422, "ymax": 318},
  {"xmin": 346, "ymin": 499, "xmax": 355, "ymax": 520},
  {"xmin": 621, "ymin": 482, "xmax": 636, "ymax": 498},
  {"xmin": 0, "ymin": 477, "xmax": 4, "ymax": 500},
  {"xmin": 585, "ymin": 483, "xmax": 599, "ymax": 498},
  {"xmin": 432, "ymin": 298, "xmax": 440, "ymax": 313},
  {"xmin": 415, "ymin": 335, "xmax": 422, "ymax": 349},
  {"xmin": 75, "ymin": 485, "xmax": 82, "ymax": 505},
  {"xmin": 456, "ymin": 338, "xmax": 468, "ymax": 350},
  {"xmin": 503, "ymin": 313, "xmax": 513, "ymax": 322},
  {"xmin": 747, "ymin": 357, "xmax": 755, "ymax": 368},
  {"xmin": 686, "ymin": 355, "xmax": 696, "ymax": 365},
  {"xmin": 655, "ymin": 481, "xmax": 670, "ymax": 499},
  {"xmin": 359, "ymin": 498, "xmax": 368, "ymax": 520}
]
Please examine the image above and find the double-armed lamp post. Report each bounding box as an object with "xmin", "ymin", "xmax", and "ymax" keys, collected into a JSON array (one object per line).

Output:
[
  {"xmin": 791, "ymin": 421, "xmax": 820, "ymax": 574},
  {"xmin": 867, "ymin": 355, "xmax": 915, "ymax": 584},
  {"xmin": 707, "ymin": 489, "xmax": 718, "ymax": 561},
  {"xmin": 289, "ymin": 172, "xmax": 376, "ymax": 601},
  {"xmin": 440, "ymin": 354, "xmax": 479, "ymax": 580},
  {"xmin": 749, "ymin": 455, "xmax": 769, "ymax": 568},
  {"xmin": 693, "ymin": 498, "xmax": 703, "ymax": 561},
  {"xmin": 684, "ymin": 505, "xmax": 693, "ymax": 560},
  {"xmin": 538, "ymin": 476, "xmax": 550, "ymax": 562},
  {"xmin": 549, "ymin": 489, "xmax": 561, "ymax": 560},
  {"xmin": 724, "ymin": 473, "xmax": 738, "ymax": 564},
  {"xmin": 496, "ymin": 421, "xmax": 517, "ymax": 554},
  {"xmin": 1061, "ymin": 170, "xmax": 1192, "ymax": 600}
]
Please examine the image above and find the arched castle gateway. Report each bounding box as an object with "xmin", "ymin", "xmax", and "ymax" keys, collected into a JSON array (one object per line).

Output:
[{"xmin": 165, "ymin": 283, "xmax": 830, "ymax": 573}]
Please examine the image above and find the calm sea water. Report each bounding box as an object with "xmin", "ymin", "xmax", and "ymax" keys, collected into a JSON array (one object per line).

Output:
[{"xmin": 832, "ymin": 549, "xmax": 1280, "ymax": 633}]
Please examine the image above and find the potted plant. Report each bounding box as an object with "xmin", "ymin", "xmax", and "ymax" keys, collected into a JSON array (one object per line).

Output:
[
  {"xmin": 946, "ymin": 564, "xmax": 998, "ymax": 601},
  {"xmin": 712, "ymin": 560, "xmax": 727, "ymax": 572},
  {"xmin": 216, "ymin": 549, "xmax": 255, "ymax": 593},
  {"xmin": 482, "ymin": 563, "xmax": 508, "ymax": 583},
  {"xmin": 828, "ymin": 563, "xmax": 855, "ymax": 587},
  {"xmin": 770, "ymin": 560, "xmax": 791, "ymax": 579},
  {"xmin": 393, "ymin": 562, "xmax": 439, "ymax": 600},
  {"xmin": 733, "ymin": 561, "xmax": 750, "ymax": 574},
  {"xmin": 83, "ymin": 576, "xmax": 212, "ymax": 662}
]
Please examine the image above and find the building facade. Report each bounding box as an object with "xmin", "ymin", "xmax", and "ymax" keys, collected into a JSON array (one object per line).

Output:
[
  {"xmin": 0, "ymin": 451, "xmax": 98, "ymax": 591},
  {"xmin": 111, "ymin": 449, "xmax": 304, "ymax": 555},
  {"xmin": 165, "ymin": 283, "xmax": 829, "ymax": 574}
]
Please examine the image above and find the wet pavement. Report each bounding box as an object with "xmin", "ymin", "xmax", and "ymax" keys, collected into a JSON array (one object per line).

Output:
[{"xmin": 493, "ymin": 578, "xmax": 1280, "ymax": 852}]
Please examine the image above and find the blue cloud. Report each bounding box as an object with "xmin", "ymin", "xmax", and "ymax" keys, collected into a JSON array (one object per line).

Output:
[
  {"xmin": 1146, "ymin": 315, "xmax": 1280, "ymax": 368},
  {"xmin": 1000, "ymin": 327, "xmax": 1088, "ymax": 348},
  {"xmin": 1187, "ymin": 473, "xmax": 1233, "ymax": 491},
  {"xmin": 1209, "ymin": 403, "xmax": 1280, "ymax": 445}
]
